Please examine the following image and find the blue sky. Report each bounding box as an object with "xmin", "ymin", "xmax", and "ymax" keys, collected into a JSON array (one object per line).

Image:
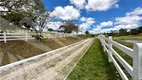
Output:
[{"xmin": 42, "ymin": 0, "xmax": 142, "ymax": 33}]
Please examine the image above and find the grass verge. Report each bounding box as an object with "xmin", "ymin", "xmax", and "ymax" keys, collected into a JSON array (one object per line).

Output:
[
  {"xmin": 67, "ymin": 39, "xmax": 121, "ymax": 80},
  {"xmin": 113, "ymin": 35, "xmax": 142, "ymax": 40}
]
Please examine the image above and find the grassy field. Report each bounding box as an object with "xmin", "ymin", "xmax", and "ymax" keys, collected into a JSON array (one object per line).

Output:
[
  {"xmin": 67, "ymin": 39, "xmax": 121, "ymax": 80},
  {"xmin": 0, "ymin": 37, "xmax": 85, "ymax": 66},
  {"xmin": 113, "ymin": 35, "xmax": 142, "ymax": 41}
]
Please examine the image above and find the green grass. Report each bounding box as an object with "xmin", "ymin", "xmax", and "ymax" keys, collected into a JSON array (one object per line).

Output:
[
  {"xmin": 67, "ymin": 39, "xmax": 121, "ymax": 80},
  {"xmin": 115, "ymin": 40, "xmax": 133, "ymax": 48},
  {"xmin": 113, "ymin": 35, "xmax": 142, "ymax": 41},
  {"xmin": 112, "ymin": 37, "xmax": 134, "ymax": 79}
]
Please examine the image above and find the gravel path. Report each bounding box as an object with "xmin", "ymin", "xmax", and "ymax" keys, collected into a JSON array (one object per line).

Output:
[{"xmin": 0, "ymin": 38, "xmax": 93, "ymax": 80}]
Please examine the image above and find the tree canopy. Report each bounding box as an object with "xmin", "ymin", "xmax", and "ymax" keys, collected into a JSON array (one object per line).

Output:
[
  {"xmin": 85, "ymin": 31, "xmax": 90, "ymax": 34},
  {"xmin": 105, "ymin": 26, "xmax": 142, "ymax": 36},
  {"xmin": 59, "ymin": 23, "xmax": 78, "ymax": 33},
  {"xmin": 0, "ymin": 0, "xmax": 46, "ymax": 30}
]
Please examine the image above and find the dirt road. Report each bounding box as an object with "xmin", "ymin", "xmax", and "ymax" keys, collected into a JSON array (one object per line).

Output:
[{"xmin": 0, "ymin": 38, "xmax": 93, "ymax": 80}]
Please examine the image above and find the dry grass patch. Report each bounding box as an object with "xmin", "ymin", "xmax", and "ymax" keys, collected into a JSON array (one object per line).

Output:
[{"xmin": 0, "ymin": 40, "xmax": 44, "ymax": 66}]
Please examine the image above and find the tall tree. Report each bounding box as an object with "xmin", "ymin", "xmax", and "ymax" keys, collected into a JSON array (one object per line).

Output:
[
  {"xmin": 34, "ymin": 12, "xmax": 50, "ymax": 34},
  {"xmin": 59, "ymin": 23, "xmax": 78, "ymax": 33},
  {"xmin": 119, "ymin": 28, "xmax": 127, "ymax": 36},
  {"xmin": 138, "ymin": 26, "xmax": 142, "ymax": 33},
  {"xmin": 85, "ymin": 31, "xmax": 89, "ymax": 34},
  {"xmin": 0, "ymin": 0, "xmax": 45, "ymax": 13},
  {"xmin": 130, "ymin": 29, "xmax": 139, "ymax": 35},
  {"xmin": 0, "ymin": 0, "xmax": 45, "ymax": 29}
]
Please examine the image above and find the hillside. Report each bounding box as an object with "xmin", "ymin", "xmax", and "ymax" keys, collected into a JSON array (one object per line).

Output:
[{"xmin": 0, "ymin": 16, "xmax": 23, "ymax": 31}]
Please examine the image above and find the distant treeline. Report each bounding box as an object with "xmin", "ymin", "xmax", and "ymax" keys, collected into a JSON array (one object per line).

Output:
[{"xmin": 104, "ymin": 26, "xmax": 142, "ymax": 36}]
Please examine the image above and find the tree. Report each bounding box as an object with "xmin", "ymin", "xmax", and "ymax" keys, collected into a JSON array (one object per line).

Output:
[
  {"xmin": 119, "ymin": 28, "xmax": 127, "ymax": 36},
  {"xmin": 138, "ymin": 26, "xmax": 142, "ymax": 33},
  {"xmin": 59, "ymin": 23, "xmax": 78, "ymax": 33},
  {"xmin": 85, "ymin": 31, "xmax": 89, "ymax": 34},
  {"xmin": 107, "ymin": 30, "xmax": 118, "ymax": 36},
  {"xmin": 48, "ymin": 28, "xmax": 54, "ymax": 31},
  {"xmin": 0, "ymin": 0, "xmax": 27, "ymax": 12},
  {"xmin": 20, "ymin": 17, "xmax": 34, "ymax": 29},
  {"xmin": 34, "ymin": 12, "xmax": 50, "ymax": 34},
  {"xmin": 130, "ymin": 29, "xmax": 139, "ymax": 35},
  {"xmin": 0, "ymin": 0, "xmax": 45, "ymax": 13},
  {"xmin": 1, "ymin": 0, "xmax": 45, "ymax": 29}
]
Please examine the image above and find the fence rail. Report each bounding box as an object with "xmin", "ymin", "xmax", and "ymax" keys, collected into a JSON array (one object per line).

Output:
[
  {"xmin": 98, "ymin": 35, "xmax": 142, "ymax": 80},
  {"xmin": 0, "ymin": 31, "xmax": 76, "ymax": 43},
  {"xmin": 0, "ymin": 32, "xmax": 32, "ymax": 42}
]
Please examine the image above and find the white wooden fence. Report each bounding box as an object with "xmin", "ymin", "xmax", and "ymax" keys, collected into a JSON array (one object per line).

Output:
[
  {"xmin": 0, "ymin": 31, "xmax": 76, "ymax": 43},
  {"xmin": 98, "ymin": 35, "xmax": 142, "ymax": 80},
  {"xmin": 0, "ymin": 32, "xmax": 32, "ymax": 42},
  {"xmin": 46, "ymin": 32, "xmax": 76, "ymax": 38},
  {"xmin": 6, "ymin": 30, "xmax": 27, "ymax": 34}
]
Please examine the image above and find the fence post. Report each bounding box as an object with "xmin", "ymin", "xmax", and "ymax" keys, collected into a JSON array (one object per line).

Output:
[
  {"xmin": 102, "ymin": 35, "xmax": 106, "ymax": 52},
  {"xmin": 4, "ymin": 32, "xmax": 6, "ymax": 43},
  {"xmin": 108, "ymin": 36, "xmax": 113, "ymax": 62},
  {"xmin": 100, "ymin": 37, "xmax": 104, "ymax": 48},
  {"xmin": 133, "ymin": 43, "xmax": 142, "ymax": 80},
  {"xmin": 25, "ymin": 31, "xmax": 27, "ymax": 41}
]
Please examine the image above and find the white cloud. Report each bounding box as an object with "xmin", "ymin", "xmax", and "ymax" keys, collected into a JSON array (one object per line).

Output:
[
  {"xmin": 85, "ymin": 0, "xmax": 119, "ymax": 11},
  {"xmin": 80, "ymin": 17, "xmax": 95, "ymax": 25},
  {"xmin": 99, "ymin": 28, "xmax": 118, "ymax": 33},
  {"xmin": 92, "ymin": 26, "xmax": 118, "ymax": 33},
  {"xmin": 50, "ymin": 6, "xmax": 80, "ymax": 20},
  {"xmin": 114, "ymin": 4, "xmax": 119, "ymax": 8},
  {"xmin": 80, "ymin": 17, "xmax": 86, "ymax": 22},
  {"xmin": 115, "ymin": 16, "xmax": 141, "ymax": 25},
  {"xmin": 100, "ymin": 21, "xmax": 113, "ymax": 27},
  {"xmin": 79, "ymin": 23, "xmax": 91, "ymax": 31},
  {"xmin": 126, "ymin": 7, "xmax": 142, "ymax": 16},
  {"xmin": 79, "ymin": 17, "xmax": 95, "ymax": 32},
  {"xmin": 70, "ymin": 0, "xmax": 119, "ymax": 11},
  {"xmin": 92, "ymin": 21, "xmax": 113, "ymax": 33},
  {"xmin": 93, "ymin": 25, "xmax": 101, "ymax": 31},
  {"xmin": 115, "ymin": 7, "xmax": 142, "ymax": 29},
  {"xmin": 92, "ymin": 7, "xmax": 142, "ymax": 33},
  {"xmin": 45, "ymin": 21, "xmax": 63, "ymax": 30},
  {"xmin": 70, "ymin": 0, "xmax": 86, "ymax": 9},
  {"xmin": 93, "ymin": 21, "xmax": 113, "ymax": 31},
  {"xmin": 114, "ymin": 24, "xmax": 139, "ymax": 29}
]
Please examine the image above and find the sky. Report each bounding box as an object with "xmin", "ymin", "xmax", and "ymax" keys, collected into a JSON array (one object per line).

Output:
[{"xmin": 42, "ymin": 0, "xmax": 142, "ymax": 34}]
